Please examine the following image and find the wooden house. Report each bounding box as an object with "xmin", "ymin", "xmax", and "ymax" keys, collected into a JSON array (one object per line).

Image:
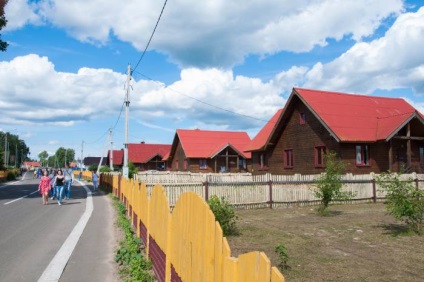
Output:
[
  {"xmin": 106, "ymin": 149, "xmax": 124, "ymax": 169},
  {"xmin": 128, "ymin": 142, "xmax": 171, "ymax": 171},
  {"xmin": 167, "ymin": 129, "xmax": 252, "ymax": 173},
  {"xmin": 246, "ymin": 88, "xmax": 424, "ymax": 174}
]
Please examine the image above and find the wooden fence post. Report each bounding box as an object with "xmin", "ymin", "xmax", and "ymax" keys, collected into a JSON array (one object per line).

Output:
[
  {"xmin": 118, "ymin": 174, "xmax": 122, "ymax": 200},
  {"xmin": 268, "ymin": 180, "xmax": 273, "ymax": 209},
  {"xmin": 204, "ymin": 181, "xmax": 209, "ymax": 201},
  {"xmin": 372, "ymin": 179, "xmax": 376, "ymax": 203}
]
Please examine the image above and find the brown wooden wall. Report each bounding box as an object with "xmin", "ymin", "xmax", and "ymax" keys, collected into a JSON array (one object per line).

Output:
[{"xmin": 253, "ymin": 98, "xmax": 424, "ymax": 175}]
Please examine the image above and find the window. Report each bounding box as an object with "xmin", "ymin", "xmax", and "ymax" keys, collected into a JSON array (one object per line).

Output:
[
  {"xmin": 355, "ymin": 145, "xmax": 370, "ymax": 166},
  {"xmin": 420, "ymin": 147, "xmax": 424, "ymax": 166},
  {"xmin": 284, "ymin": 149, "xmax": 294, "ymax": 168},
  {"xmin": 175, "ymin": 160, "xmax": 179, "ymax": 170},
  {"xmin": 239, "ymin": 159, "xmax": 246, "ymax": 169},
  {"xmin": 299, "ymin": 112, "xmax": 306, "ymax": 125},
  {"xmin": 259, "ymin": 153, "xmax": 268, "ymax": 170},
  {"xmin": 199, "ymin": 159, "xmax": 207, "ymax": 169},
  {"xmin": 315, "ymin": 146, "xmax": 326, "ymax": 167}
]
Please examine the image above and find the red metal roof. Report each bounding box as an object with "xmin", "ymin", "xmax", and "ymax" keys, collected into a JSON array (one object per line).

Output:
[
  {"xmin": 176, "ymin": 129, "xmax": 252, "ymax": 158},
  {"xmin": 23, "ymin": 161, "xmax": 40, "ymax": 167},
  {"xmin": 245, "ymin": 108, "xmax": 284, "ymax": 152},
  {"xmin": 294, "ymin": 88, "xmax": 419, "ymax": 142},
  {"xmin": 128, "ymin": 143, "xmax": 171, "ymax": 164},
  {"xmin": 107, "ymin": 149, "xmax": 124, "ymax": 165}
]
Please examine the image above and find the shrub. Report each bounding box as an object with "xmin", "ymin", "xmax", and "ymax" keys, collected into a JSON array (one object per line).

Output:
[
  {"xmin": 313, "ymin": 152, "xmax": 354, "ymax": 215},
  {"xmin": 376, "ymin": 171, "xmax": 424, "ymax": 234},
  {"xmin": 88, "ymin": 164, "xmax": 98, "ymax": 172},
  {"xmin": 207, "ymin": 195, "xmax": 238, "ymax": 236},
  {"xmin": 112, "ymin": 196, "xmax": 153, "ymax": 282},
  {"xmin": 99, "ymin": 165, "xmax": 112, "ymax": 173},
  {"xmin": 6, "ymin": 171, "xmax": 16, "ymax": 181},
  {"xmin": 275, "ymin": 243, "xmax": 290, "ymax": 271}
]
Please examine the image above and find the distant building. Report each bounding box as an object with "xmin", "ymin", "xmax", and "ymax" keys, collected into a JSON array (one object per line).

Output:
[
  {"xmin": 22, "ymin": 161, "xmax": 40, "ymax": 170},
  {"xmin": 83, "ymin": 157, "xmax": 107, "ymax": 168},
  {"xmin": 167, "ymin": 129, "xmax": 252, "ymax": 173},
  {"xmin": 128, "ymin": 142, "xmax": 171, "ymax": 171},
  {"xmin": 106, "ymin": 149, "xmax": 124, "ymax": 168}
]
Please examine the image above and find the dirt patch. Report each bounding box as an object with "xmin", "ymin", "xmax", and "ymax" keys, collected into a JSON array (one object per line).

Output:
[{"xmin": 227, "ymin": 203, "xmax": 424, "ymax": 281}]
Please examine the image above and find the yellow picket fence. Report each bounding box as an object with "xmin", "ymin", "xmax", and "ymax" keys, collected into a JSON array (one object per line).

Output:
[
  {"xmin": 0, "ymin": 169, "xmax": 20, "ymax": 179},
  {"xmin": 73, "ymin": 170, "xmax": 94, "ymax": 181},
  {"xmin": 103, "ymin": 174, "xmax": 285, "ymax": 282}
]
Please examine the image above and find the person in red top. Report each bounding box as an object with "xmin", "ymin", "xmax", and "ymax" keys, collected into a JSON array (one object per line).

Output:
[{"xmin": 38, "ymin": 170, "xmax": 51, "ymax": 205}]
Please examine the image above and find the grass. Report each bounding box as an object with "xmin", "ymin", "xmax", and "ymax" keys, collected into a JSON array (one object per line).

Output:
[
  {"xmin": 110, "ymin": 194, "xmax": 154, "ymax": 282},
  {"xmin": 227, "ymin": 203, "xmax": 424, "ymax": 282}
]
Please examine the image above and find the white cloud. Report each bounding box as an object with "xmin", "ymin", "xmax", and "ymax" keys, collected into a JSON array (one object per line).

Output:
[
  {"xmin": 135, "ymin": 68, "xmax": 285, "ymax": 129},
  {"xmin": 13, "ymin": 0, "xmax": 403, "ymax": 68},
  {"xmin": 4, "ymin": 0, "xmax": 41, "ymax": 31},
  {"xmin": 0, "ymin": 54, "xmax": 286, "ymax": 131},
  {"xmin": 0, "ymin": 54, "xmax": 152, "ymax": 125},
  {"xmin": 303, "ymin": 6, "xmax": 424, "ymax": 95}
]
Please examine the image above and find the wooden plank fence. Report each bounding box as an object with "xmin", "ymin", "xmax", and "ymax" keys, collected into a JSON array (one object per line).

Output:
[
  {"xmin": 136, "ymin": 172, "xmax": 424, "ymax": 209},
  {"xmin": 102, "ymin": 175, "xmax": 285, "ymax": 281}
]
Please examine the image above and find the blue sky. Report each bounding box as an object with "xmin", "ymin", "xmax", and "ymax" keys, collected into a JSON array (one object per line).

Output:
[{"xmin": 1, "ymin": 0, "xmax": 424, "ymax": 161}]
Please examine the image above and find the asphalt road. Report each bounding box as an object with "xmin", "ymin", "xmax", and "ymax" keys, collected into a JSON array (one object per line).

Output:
[{"xmin": 0, "ymin": 172, "xmax": 118, "ymax": 282}]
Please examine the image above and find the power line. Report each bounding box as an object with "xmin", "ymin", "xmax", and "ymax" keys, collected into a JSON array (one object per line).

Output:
[
  {"xmin": 133, "ymin": 71, "xmax": 274, "ymax": 123},
  {"xmin": 84, "ymin": 100, "xmax": 125, "ymax": 145},
  {"xmin": 132, "ymin": 0, "xmax": 169, "ymax": 73}
]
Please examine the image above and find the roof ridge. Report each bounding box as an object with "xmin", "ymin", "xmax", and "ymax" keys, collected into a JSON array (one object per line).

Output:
[{"xmin": 295, "ymin": 87, "xmax": 406, "ymax": 101}]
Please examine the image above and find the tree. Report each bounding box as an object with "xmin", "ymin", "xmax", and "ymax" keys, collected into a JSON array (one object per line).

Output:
[
  {"xmin": 0, "ymin": 0, "xmax": 8, "ymax": 52},
  {"xmin": 376, "ymin": 171, "xmax": 424, "ymax": 233},
  {"xmin": 313, "ymin": 151, "xmax": 354, "ymax": 215},
  {"xmin": 0, "ymin": 131, "xmax": 30, "ymax": 167},
  {"xmin": 54, "ymin": 147, "xmax": 75, "ymax": 167},
  {"xmin": 38, "ymin": 150, "xmax": 49, "ymax": 167},
  {"xmin": 47, "ymin": 155, "xmax": 56, "ymax": 167}
]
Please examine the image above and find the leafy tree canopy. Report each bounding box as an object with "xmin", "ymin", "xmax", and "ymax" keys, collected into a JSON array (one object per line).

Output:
[{"xmin": 0, "ymin": 0, "xmax": 9, "ymax": 52}]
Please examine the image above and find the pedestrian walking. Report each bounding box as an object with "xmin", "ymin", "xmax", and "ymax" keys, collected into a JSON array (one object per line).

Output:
[
  {"xmin": 53, "ymin": 169, "xmax": 65, "ymax": 205},
  {"xmin": 63, "ymin": 163, "xmax": 74, "ymax": 200},
  {"xmin": 78, "ymin": 170, "xmax": 82, "ymax": 181},
  {"xmin": 49, "ymin": 169, "xmax": 56, "ymax": 199},
  {"xmin": 92, "ymin": 171, "xmax": 99, "ymax": 191},
  {"xmin": 38, "ymin": 170, "xmax": 51, "ymax": 205}
]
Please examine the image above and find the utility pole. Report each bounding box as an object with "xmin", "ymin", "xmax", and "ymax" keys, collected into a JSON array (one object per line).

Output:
[
  {"xmin": 123, "ymin": 64, "xmax": 131, "ymax": 178},
  {"xmin": 109, "ymin": 129, "xmax": 114, "ymax": 170}
]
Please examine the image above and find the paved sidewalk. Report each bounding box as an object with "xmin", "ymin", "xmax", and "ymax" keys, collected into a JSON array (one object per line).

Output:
[{"xmin": 60, "ymin": 183, "xmax": 119, "ymax": 282}]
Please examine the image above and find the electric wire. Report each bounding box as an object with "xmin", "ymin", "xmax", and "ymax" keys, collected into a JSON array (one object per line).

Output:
[
  {"xmin": 132, "ymin": 0, "xmax": 169, "ymax": 73},
  {"xmin": 83, "ymin": 100, "xmax": 125, "ymax": 145},
  {"xmin": 133, "ymin": 70, "xmax": 275, "ymax": 124}
]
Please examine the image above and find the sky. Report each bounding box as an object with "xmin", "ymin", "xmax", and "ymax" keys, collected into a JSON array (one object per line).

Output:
[{"xmin": 1, "ymin": 0, "xmax": 424, "ymax": 161}]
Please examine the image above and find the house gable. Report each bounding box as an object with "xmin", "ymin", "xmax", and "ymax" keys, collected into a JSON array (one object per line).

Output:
[{"xmin": 253, "ymin": 87, "xmax": 424, "ymax": 175}]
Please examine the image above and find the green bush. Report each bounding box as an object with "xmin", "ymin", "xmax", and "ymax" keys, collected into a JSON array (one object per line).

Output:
[
  {"xmin": 6, "ymin": 171, "xmax": 16, "ymax": 181},
  {"xmin": 314, "ymin": 152, "xmax": 354, "ymax": 215},
  {"xmin": 376, "ymin": 171, "xmax": 424, "ymax": 234},
  {"xmin": 207, "ymin": 195, "xmax": 238, "ymax": 236},
  {"xmin": 99, "ymin": 165, "xmax": 112, "ymax": 173},
  {"xmin": 275, "ymin": 243, "xmax": 290, "ymax": 271},
  {"xmin": 112, "ymin": 196, "xmax": 153, "ymax": 282},
  {"xmin": 88, "ymin": 164, "xmax": 98, "ymax": 172}
]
